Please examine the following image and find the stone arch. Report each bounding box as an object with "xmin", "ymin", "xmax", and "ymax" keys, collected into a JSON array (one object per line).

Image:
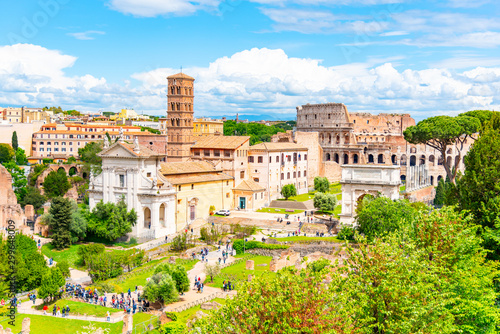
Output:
[
  {"xmin": 410, "ymin": 147, "xmax": 417, "ymax": 153},
  {"xmin": 334, "ymin": 153, "xmax": 339, "ymax": 163},
  {"xmin": 455, "ymin": 155, "xmax": 460, "ymax": 169},
  {"xmin": 58, "ymin": 167, "xmax": 66, "ymax": 174},
  {"xmin": 336, "ymin": 135, "xmax": 340, "ymax": 144},
  {"xmin": 437, "ymin": 175, "xmax": 443, "ymax": 182},
  {"xmin": 430, "ymin": 175, "xmax": 434, "ymax": 185},
  {"xmin": 320, "ymin": 133, "xmax": 324, "ymax": 142},
  {"xmin": 69, "ymin": 166, "xmax": 77, "ymax": 176},
  {"xmin": 400, "ymin": 154, "xmax": 407, "ymax": 166},
  {"xmin": 344, "ymin": 134, "xmax": 350, "ymax": 144},
  {"xmin": 429, "ymin": 155, "xmax": 435, "ymax": 166},
  {"xmin": 353, "ymin": 154, "xmax": 359, "ymax": 164},
  {"xmin": 410, "ymin": 155, "xmax": 416, "ymax": 166},
  {"xmin": 368, "ymin": 154, "xmax": 374, "ymax": 163},
  {"xmin": 391, "ymin": 154, "xmax": 397, "ymax": 165},
  {"xmin": 326, "ymin": 153, "xmax": 331, "ymax": 161},
  {"xmin": 328, "ymin": 134, "xmax": 332, "ymax": 144},
  {"xmin": 144, "ymin": 207, "xmax": 151, "ymax": 229},
  {"xmin": 400, "ymin": 175, "xmax": 406, "ymax": 182},
  {"xmin": 438, "ymin": 155, "xmax": 444, "ymax": 165},
  {"xmin": 419, "ymin": 155, "xmax": 426, "ymax": 165},
  {"xmin": 377, "ymin": 154, "xmax": 384, "ymax": 164},
  {"xmin": 343, "ymin": 153, "xmax": 349, "ymax": 164}
]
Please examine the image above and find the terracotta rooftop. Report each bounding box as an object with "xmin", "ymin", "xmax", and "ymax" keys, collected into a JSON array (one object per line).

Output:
[
  {"xmin": 164, "ymin": 173, "xmax": 232, "ymax": 185},
  {"xmin": 234, "ymin": 179, "xmax": 265, "ymax": 192},
  {"xmin": 250, "ymin": 142, "xmax": 307, "ymax": 152},
  {"xmin": 99, "ymin": 141, "xmax": 160, "ymax": 158},
  {"xmin": 191, "ymin": 135, "xmax": 250, "ymax": 150},
  {"xmin": 167, "ymin": 72, "xmax": 195, "ymax": 80},
  {"xmin": 160, "ymin": 161, "xmax": 218, "ymax": 175}
]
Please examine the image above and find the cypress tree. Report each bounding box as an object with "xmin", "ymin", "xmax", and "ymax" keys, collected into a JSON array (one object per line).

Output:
[
  {"xmin": 11, "ymin": 131, "xmax": 18, "ymax": 151},
  {"xmin": 48, "ymin": 197, "xmax": 73, "ymax": 249}
]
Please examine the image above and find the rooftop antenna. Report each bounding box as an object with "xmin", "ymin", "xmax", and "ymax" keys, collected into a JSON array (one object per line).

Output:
[{"xmin": 180, "ymin": 66, "xmax": 183, "ymax": 73}]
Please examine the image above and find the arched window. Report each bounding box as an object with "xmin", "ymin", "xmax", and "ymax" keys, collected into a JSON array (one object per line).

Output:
[
  {"xmin": 334, "ymin": 153, "xmax": 339, "ymax": 163},
  {"xmin": 378, "ymin": 154, "xmax": 384, "ymax": 164},
  {"xmin": 343, "ymin": 154, "xmax": 349, "ymax": 164},
  {"xmin": 144, "ymin": 207, "xmax": 151, "ymax": 229},
  {"xmin": 410, "ymin": 155, "xmax": 416, "ymax": 166},
  {"xmin": 368, "ymin": 154, "xmax": 374, "ymax": 163},
  {"xmin": 420, "ymin": 155, "xmax": 426, "ymax": 165},
  {"xmin": 391, "ymin": 155, "xmax": 397, "ymax": 165},
  {"xmin": 429, "ymin": 155, "xmax": 435, "ymax": 165},
  {"xmin": 430, "ymin": 176, "xmax": 434, "ymax": 185},
  {"xmin": 353, "ymin": 154, "xmax": 359, "ymax": 164},
  {"xmin": 326, "ymin": 153, "xmax": 331, "ymax": 161}
]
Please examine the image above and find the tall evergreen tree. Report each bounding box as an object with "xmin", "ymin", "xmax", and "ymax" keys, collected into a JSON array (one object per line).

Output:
[
  {"xmin": 43, "ymin": 169, "xmax": 71, "ymax": 198},
  {"xmin": 11, "ymin": 131, "xmax": 18, "ymax": 151},
  {"xmin": 48, "ymin": 197, "xmax": 73, "ymax": 249}
]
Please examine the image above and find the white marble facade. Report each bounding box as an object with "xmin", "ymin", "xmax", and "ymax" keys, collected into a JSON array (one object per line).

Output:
[
  {"xmin": 88, "ymin": 140, "xmax": 176, "ymax": 240},
  {"xmin": 339, "ymin": 164, "xmax": 401, "ymax": 225}
]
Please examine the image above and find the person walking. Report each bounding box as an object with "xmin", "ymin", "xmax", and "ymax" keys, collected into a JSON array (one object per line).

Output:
[
  {"xmin": 107, "ymin": 311, "xmax": 111, "ymax": 322},
  {"xmin": 52, "ymin": 305, "xmax": 57, "ymax": 316},
  {"xmin": 43, "ymin": 304, "xmax": 48, "ymax": 315}
]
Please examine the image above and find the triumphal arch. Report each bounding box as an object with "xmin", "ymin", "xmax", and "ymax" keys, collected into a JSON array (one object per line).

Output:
[{"xmin": 339, "ymin": 165, "xmax": 401, "ymax": 225}]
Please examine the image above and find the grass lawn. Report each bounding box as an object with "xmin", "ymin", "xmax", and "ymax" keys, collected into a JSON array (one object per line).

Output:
[
  {"xmin": 256, "ymin": 208, "xmax": 304, "ymax": 214},
  {"xmin": 271, "ymin": 236, "xmax": 341, "ymax": 243},
  {"xmin": 174, "ymin": 297, "xmax": 227, "ymax": 325},
  {"xmin": 288, "ymin": 192, "xmax": 315, "ymax": 202},
  {"xmin": 0, "ymin": 314, "xmax": 123, "ymax": 334},
  {"xmin": 103, "ymin": 258, "xmax": 198, "ymax": 292},
  {"xmin": 316, "ymin": 204, "xmax": 342, "ymax": 218},
  {"xmin": 33, "ymin": 298, "xmax": 122, "ymax": 318},
  {"xmin": 329, "ymin": 182, "xmax": 341, "ymax": 193},
  {"xmin": 207, "ymin": 255, "xmax": 275, "ymax": 289},
  {"xmin": 42, "ymin": 243, "xmax": 84, "ymax": 269},
  {"xmin": 400, "ymin": 184, "xmax": 406, "ymax": 192}
]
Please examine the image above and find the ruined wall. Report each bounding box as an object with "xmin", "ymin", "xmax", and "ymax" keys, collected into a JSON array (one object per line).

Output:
[
  {"xmin": 295, "ymin": 131, "xmax": 323, "ymax": 186},
  {"xmin": 403, "ymin": 185, "xmax": 435, "ymax": 204},
  {"xmin": 322, "ymin": 161, "xmax": 342, "ymax": 183},
  {"xmin": 138, "ymin": 134, "xmax": 168, "ymax": 157},
  {"xmin": 0, "ymin": 165, "xmax": 25, "ymax": 230}
]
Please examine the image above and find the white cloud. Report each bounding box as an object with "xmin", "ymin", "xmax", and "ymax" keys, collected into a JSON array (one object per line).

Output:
[
  {"xmin": 1, "ymin": 44, "xmax": 499, "ymax": 118},
  {"xmin": 67, "ymin": 31, "xmax": 106, "ymax": 40},
  {"xmin": 107, "ymin": 0, "xmax": 221, "ymax": 17}
]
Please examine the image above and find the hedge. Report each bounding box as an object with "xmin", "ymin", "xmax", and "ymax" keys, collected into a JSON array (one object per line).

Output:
[{"xmin": 232, "ymin": 239, "xmax": 288, "ymax": 255}]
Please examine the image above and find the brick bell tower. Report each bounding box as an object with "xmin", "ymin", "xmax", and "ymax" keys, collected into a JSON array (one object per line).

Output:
[{"xmin": 166, "ymin": 72, "xmax": 195, "ymax": 162}]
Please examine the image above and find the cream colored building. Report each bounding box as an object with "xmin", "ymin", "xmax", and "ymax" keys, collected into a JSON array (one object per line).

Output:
[
  {"xmin": 0, "ymin": 121, "xmax": 45, "ymax": 156},
  {"xmin": 190, "ymin": 135, "xmax": 251, "ymax": 184},
  {"xmin": 160, "ymin": 161, "xmax": 234, "ymax": 228},
  {"xmin": 248, "ymin": 142, "xmax": 309, "ymax": 202},
  {"xmin": 233, "ymin": 179, "xmax": 266, "ymax": 211},
  {"xmin": 193, "ymin": 118, "xmax": 223, "ymax": 136},
  {"xmin": 89, "ymin": 139, "xmax": 176, "ymax": 240}
]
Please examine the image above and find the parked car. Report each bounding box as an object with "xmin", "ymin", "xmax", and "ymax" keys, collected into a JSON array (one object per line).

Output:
[{"xmin": 215, "ymin": 209, "xmax": 230, "ymax": 216}]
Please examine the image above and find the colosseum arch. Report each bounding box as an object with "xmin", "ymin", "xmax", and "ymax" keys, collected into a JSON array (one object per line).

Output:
[
  {"xmin": 419, "ymin": 155, "xmax": 426, "ymax": 165},
  {"xmin": 377, "ymin": 154, "xmax": 384, "ymax": 164},
  {"xmin": 353, "ymin": 154, "xmax": 359, "ymax": 164},
  {"xmin": 429, "ymin": 155, "xmax": 435, "ymax": 166},
  {"xmin": 400, "ymin": 154, "xmax": 407, "ymax": 166},
  {"xmin": 334, "ymin": 153, "xmax": 339, "ymax": 163},
  {"xmin": 368, "ymin": 154, "xmax": 374, "ymax": 163},
  {"xmin": 410, "ymin": 155, "xmax": 416, "ymax": 166},
  {"xmin": 343, "ymin": 153, "xmax": 349, "ymax": 164},
  {"xmin": 326, "ymin": 153, "xmax": 331, "ymax": 161},
  {"xmin": 391, "ymin": 154, "xmax": 397, "ymax": 165}
]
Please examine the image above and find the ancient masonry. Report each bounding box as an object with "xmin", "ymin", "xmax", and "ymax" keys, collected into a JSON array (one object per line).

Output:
[
  {"xmin": 166, "ymin": 73, "xmax": 196, "ymax": 162},
  {"xmin": 294, "ymin": 102, "xmax": 473, "ymax": 185}
]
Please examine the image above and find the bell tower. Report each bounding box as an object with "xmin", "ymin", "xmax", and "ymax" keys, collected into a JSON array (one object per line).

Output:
[{"xmin": 166, "ymin": 72, "xmax": 195, "ymax": 162}]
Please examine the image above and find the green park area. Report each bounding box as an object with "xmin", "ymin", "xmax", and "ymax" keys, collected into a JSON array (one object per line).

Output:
[
  {"xmin": 271, "ymin": 236, "xmax": 341, "ymax": 243},
  {"xmin": 33, "ymin": 298, "xmax": 122, "ymax": 317},
  {"xmin": 208, "ymin": 255, "xmax": 275, "ymax": 289},
  {"xmin": 256, "ymin": 207, "xmax": 304, "ymax": 214}
]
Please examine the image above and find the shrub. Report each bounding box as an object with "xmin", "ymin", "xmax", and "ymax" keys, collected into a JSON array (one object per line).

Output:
[
  {"xmin": 164, "ymin": 312, "xmax": 178, "ymax": 322},
  {"xmin": 159, "ymin": 322, "xmax": 186, "ymax": 334},
  {"xmin": 232, "ymin": 239, "xmax": 289, "ymax": 255},
  {"xmin": 56, "ymin": 260, "xmax": 70, "ymax": 278},
  {"xmin": 307, "ymin": 258, "xmax": 331, "ymax": 273},
  {"xmin": 281, "ymin": 184, "xmax": 297, "ymax": 200},
  {"xmin": 337, "ymin": 225, "xmax": 356, "ymax": 241},
  {"xmin": 314, "ymin": 177, "xmax": 330, "ymax": 193},
  {"xmin": 313, "ymin": 192, "xmax": 337, "ymax": 211}
]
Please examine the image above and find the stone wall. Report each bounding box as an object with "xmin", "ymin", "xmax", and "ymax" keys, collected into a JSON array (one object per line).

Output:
[
  {"xmin": 295, "ymin": 131, "xmax": 323, "ymax": 186},
  {"xmin": 248, "ymin": 242, "xmax": 340, "ymax": 258},
  {"xmin": 403, "ymin": 185, "xmax": 435, "ymax": 204},
  {"xmin": 322, "ymin": 161, "xmax": 342, "ymax": 183},
  {"xmin": 0, "ymin": 164, "xmax": 26, "ymax": 230}
]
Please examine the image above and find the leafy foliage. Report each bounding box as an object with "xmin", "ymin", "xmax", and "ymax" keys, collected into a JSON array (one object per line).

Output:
[
  {"xmin": 232, "ymin": 239, "xmax": 288, "ymax": 255},
  {"xmin": 280, "ymin": 184, "xmax": 297, "ymax": 200},
  {"xmin": 20, "ymin": 186, "xmax": 46, "ymax": 210},
  {"xmin": 43, "ymin": 168, "xmax": 71, "ymax": 198},
  {"xmin": 78, "ymin": 141, "xmax": 103, "ymax": 176},
  {"xmin": 204, "ymin": 263, "xmax": 221, "ymax": 283},
  {"xmin": 29, "ymin": 163, "xmax": 49, "ymax": 186},
  {"xmin": 403, "ymin": 115, "xmax": 480, "ymax": 183},
  {"xmin": 313, "ymin": 176, "xmax": 330, "ymax": 193},
  {"xmin": 143, "ymin": 273, "xmax": 179, "ymax": 305},
  {"xmin": 0, "ymin": 143, "xmax": 14, "ymax": 164},
  {"xmin": 223, "ymin": 120, "xmax": 291, "ymax": 145},
  {"xmin": 154, "ymin": 263, "xmax": 190, "ymax": 293},
  {"xmin": 48, "ymin": 197, "xmax": 73, "ymax": 249},
  {"xmin": 15, "ymin": 147, "xmax": 27, "ymax": 165},
  {"xmin": 356, "ymin": 197, "xmax": 419, "ymax": 241},
  {"xmin": 2, "ymin": 161, "xmax": 28, "ymax": 202},
  {"xmin": 337, "ymin": 225, "xmax": 356, "ymax": 241},
  {"xmin": 38, "ymin": 267, "xmax": 65, "ymax": 302},
  {"xmin": 70, "ymin": 201, "xmax": 88, "ymax": 243},
  {"xmin": 56, "ymin": 260, "xmax": 70, "ymax": 278},
  {"xmin": 11, "ymin": 131, "xmax": 18, "ymax": 151},
  {"xmin": 313, "ymin": 192, "xmax": 337, "ymax": 211},
  {"xmin": 86, "ymin": 200, "xmax": 137, "ymax": 241}
]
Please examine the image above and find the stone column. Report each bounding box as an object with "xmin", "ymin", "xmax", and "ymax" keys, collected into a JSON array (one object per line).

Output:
[
  {"xmin": 122, "ymin": 314, "xmax": 133, "ymax": 334},
  {"xmin": 246, "ymin": 260, "xmax": 254, "ymax": 270}
]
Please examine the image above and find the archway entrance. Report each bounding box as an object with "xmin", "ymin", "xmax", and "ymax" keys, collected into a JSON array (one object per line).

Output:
[{"xmin": 144, "ymin": 207, "xmax": 151, "ymax": 229}]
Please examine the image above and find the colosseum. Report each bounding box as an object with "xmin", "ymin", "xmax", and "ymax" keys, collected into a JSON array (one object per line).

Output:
[{"xmin": 291, "ymin": 102, "xmax": 472, "ymax": 186}]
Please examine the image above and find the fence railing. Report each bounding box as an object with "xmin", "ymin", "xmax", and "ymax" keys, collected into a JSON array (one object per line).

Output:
[
  {"xmin": 132, "ymin": 315, "xmax": 160, "ymax": 334},
  {"xmin": 166, "ymin": 291, "xmax": 227, "ymax": 313}
]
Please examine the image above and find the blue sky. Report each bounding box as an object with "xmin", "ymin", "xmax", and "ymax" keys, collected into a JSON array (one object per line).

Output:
[{"xmin": 0, "ymin": 0, "xmax": 499, "ymax": 120}]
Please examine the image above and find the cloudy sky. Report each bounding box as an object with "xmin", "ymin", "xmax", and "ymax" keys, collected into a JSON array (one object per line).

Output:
[{"xmin": 0, "ymin": 0, "xmax": 499, "ymax": 120}]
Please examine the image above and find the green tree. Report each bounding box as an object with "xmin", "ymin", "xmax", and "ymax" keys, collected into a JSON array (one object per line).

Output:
[
  {"xmin": 78, "ymin": 141, "xmax": 103, "ymax": 176},
  {"xmin": 356, "ymin": 197, "xmax": 418, "ymax": 241},
  {"xmin": 20, "ymin": 186, "xmax": 47, "ymax": 210},
  {"xmin": 204, "ymin": 263, "xmax": 221, "ymax": 283},
  {"xmin": 38, "ymin": 267, "xmax": 65, "ymax": 302},
  {"xmin": 11, "ymin": 131, "xmax": 18, "ymax": 151},
  {"xmin": 280, "ymin": 184, "xmax": 297, "ymax": 200},
  {"xmin": 403, "ymin": 115, "xmax": 480, "ymax": 184},
  {"xmin": 313, "ymin": 176, "xmax": 330, "ymax": 193},
  {"xmin": 459, "ymin": 109, "xmax": 499, "ymax": 131},
  {"xmin": 143, "ymin": 273, "xmax": 179, "ymax": 305},
  {"xmin": 195, "ymin": 269, "xmax": 344, "ymax": 333},
  {"xmin": 13, "ymin": 234, "xmax": 48, "ymax": 291},
  {"xmin": 154, "ymin": 263, "xmax": 190, "ymax": 293},
  {"xmin": 87, "ymin": 200, "xmax": 137, "ymax": 241},
  {"xmin": 56, "ymin": 260, "xmax": 70, "ymax": 278},
  {"xmin": 15, "ymin": 148, "xmax": 28, "ymax": 165},
  {"xmin": 0, "ymin": 143, "xmax": 14, "ymax": 164},
  {"xmin": 313, "ymin": 192, "xmax": 337, "ymax": 212},
  {"xmin": 48, "ymin": 197, "xmax": 73, "ymax": 249},
  {"xmin": 70, "ymin": 201, "xmax": 87, "ymax": 243},
  {"xmin": 457, "ymin": 114, "xmax": 500, "ymax": 258},
  {"xmin": 2, "ymin": 161, "xmax": 28, "ymax": 202},
  {"xmin": 43, "ymin": 168, "xmax": 71, "ymax": 198}
]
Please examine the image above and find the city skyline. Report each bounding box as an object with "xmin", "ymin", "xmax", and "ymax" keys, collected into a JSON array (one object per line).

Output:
[{"xmin": 0, "ymin": 0, "xmax": 499, "ymax": 121}]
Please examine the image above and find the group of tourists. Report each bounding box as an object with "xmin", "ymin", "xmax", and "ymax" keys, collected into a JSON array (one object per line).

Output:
[
  {"xmin": 42, "ymin": 304, "xmax": 70, "ymax": 317},
  {"xmin": 194, "ymin": 276, "xmax": 204, "ymax": 293},
  {"xmin": 222, "ymin": 280, "xmax": 234, "ymax": 292}
]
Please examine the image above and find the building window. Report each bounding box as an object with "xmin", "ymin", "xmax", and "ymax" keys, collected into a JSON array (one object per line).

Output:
[
  {"xmin": 224, "ymin": 150, "xmax": 231, "ymax": 157},
  {"xmin": 298, "ymin": 171, "xmax": 301, "ymax": 178},
  {"xmin": 304, "ymin": 171, "xmax": 307, "ymax": 177},
  {"xmin": 47, "ymin": 142, "xmax": 51, "ymax": 145},
  {"xmin": 54, "ymin": 148, "xmax": 59, "ymax": 152},
  {"xmin": 214, "ymin": 150, "xmax": 220, "ymax": 157},
  {"xmin": 293, "ymin": 172, "xmax": 296, "ymax": 178},
  {"xmin": 287, "ymin": 172, "xmax": 290, "ymax": 179},
  {"xmin": 191, "ymin": 184, "xmax": 194, "ymax": 190},
  {"xmin": 226, "ymin": 181, "xmax": 229, "ymax": 186},
  {"xmin": 39, "ymin": 148, "xmax": 44, "ymax": 152},
  {"xmin": 240, "ymin": 171, "xmax": 245, "ymax": 178},
  {"xmin": 255, "ymin": 193, "xmax": 257, "ymax": 200},
  {"xmin": 248, "ymin": 156, "xmax": 254, "ymax": 163},
  {"xmin": 258, "ymin": 156, "xmax": 263, "ymax": 163},
  {"xmin": 204, "ymin": 150, "xmax": 210, "ymax": 156},
  {"xmin": 194, "ymin": 150, "xmax": 200, "ymax": 156},
  {"xmin": 40, "ymin": 142, "xmax": 44, "ymax": 145},
  {"xmin": 119, "ymin": 174, "xmax": 125, "ymax": 187},
  {"xmin": 304, "ymin": 154, "xmax": 307, "ymax": 160},
  {"xmin": 276, "ymin": 156, "xmax": 279, "ymax": 163},
  {"xmin": 281, "ymin": 173, "xmax": 284, "ymax": 180},
  {"xmin": 269, "ymin": 156, "xmax": 272, "ymax": 163},
  {"xmin": 178, "ymin": 185, "xmax": 181, "ymax": 191},
  {"xmin": 147, "ymin": 172, "xmax": 151, "ymax": 177},
  {"xmin": 254, "ymin": 178, "xmax": 259, "ymax": 182},
  {"xmin": 226, "ymin": 193, "xmax": 230, "ymax": 198}
]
